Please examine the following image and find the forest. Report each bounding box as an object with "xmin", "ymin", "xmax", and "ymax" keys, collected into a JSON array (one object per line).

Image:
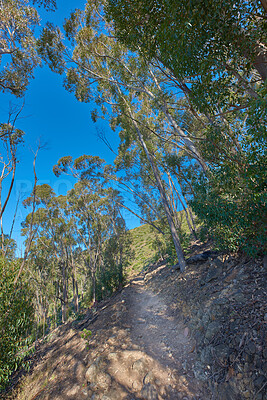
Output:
[{"xmin": 0, "ymin": 0, "xmax": 266, "ymax": 393}]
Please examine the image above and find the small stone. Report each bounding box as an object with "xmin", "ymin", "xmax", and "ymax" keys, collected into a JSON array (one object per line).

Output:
[
  {"xmin": 214, "ymin": 344, "xmax": 229, "ymax": 362},
  {"xmin": 205, "ymin": 321, "xmax": 221, "ymax": 340},
  {"xmin": 132, "ymin": 381, "xmax": 139, "ymax": 390},
  {"xmin": 184, "ymin": 327, "xmax": 189, "ymax": 337},
  {"xmin": 96, "ymin": 372, "xmax": 112, "ymax": 390},
  {"xmin": 67, "ymin": 385, "xmax": 80, "ymax": 396},
  {"xmin": 254, "ymin": 375, "xmax": 266, "ymax": 388},
  {"xmin": 255, "ymin": 393, "xmax": 263, "ymax": 400},
  {"xmin": 205, "ymin": 264, "xmax": 223, "ymax": 283},
  {"xmin": 141, "ymin": 383, "xmax": 158, "ymax": 400},
  {"xmin": 85, "ymin": 363, "xmax": 98, "ymax": 382},
  {"xmin": 247, "ymin": 341, "xmax": 256, "ymax": 354},
  {"xmin": 144, "ymin": 371, "xmax": 155, "ymax": 385},
  {"xmin": 244, "ymin": 363, "xmax": 250, "ymax": 373},
  {"xmin": 211, "ymin": 257, "xmax": 225, "ymax": 269},
  {"xmin": 132, "ymin": 358, "xmax": 147, "ymax": 374},
  {"xmin": 193, "ymin": 361, "xmax": 207, "ymax": 381},
  {"xmin": 108, "ymin": 352, "xmax": 117, "ymax": 361}
]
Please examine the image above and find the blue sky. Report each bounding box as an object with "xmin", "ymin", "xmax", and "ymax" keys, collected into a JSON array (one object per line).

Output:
[{"xmin": 0, "ymin": 0, "xmax": 139, "ymax": 253}]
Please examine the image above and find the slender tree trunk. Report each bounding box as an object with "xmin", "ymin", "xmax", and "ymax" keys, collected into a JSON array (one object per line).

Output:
[
  {"xmin": 260, "ymin": 0, "xmax": 267, "ymax": 13},
  {"xmin": 167, "ymin": 172, "xmax": 197, "ymax": 239},
  {"xmin": 61, "ymin": 261, "xmax": 68, "ymax": 323},
  {"xmin": 72, "ymin": 251, "xmax": 79, "ymax": 313},
  {"xmin": 130, "ymin": 116, "xmax": 186, "ymax": 271},
  {"xmin": 92, "ymin": 267, "xmax": 96, "ymax": 304}
]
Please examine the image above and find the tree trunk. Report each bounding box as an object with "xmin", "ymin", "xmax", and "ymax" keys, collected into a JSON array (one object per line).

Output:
[
  {"xmin": 61, "ymin": 261, "xmax": 68, "ymax": 323},
  {"xmin": 131, "ymin": 118, "xmax": 186, "ymax": 271},
  {"xmin": 92, "ymin": 268, "xmax": 96, "ymax": 304},
  {"xmin": 167, "ymin": 172, "xmax": 197, "ymax": 240},
  {"xmin": 70, "ymin": 251, "xmax": 79, "ymax": 313},
  {"xmin": 259, "ymin": 0, "xmax": 267, "ymax": 13}
]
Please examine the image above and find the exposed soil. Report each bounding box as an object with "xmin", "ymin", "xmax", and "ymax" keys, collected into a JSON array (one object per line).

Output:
[
  {"xmin": 4, "ymin": 262, "xmax": 211, "ymax": 400},
  {"xmin": 3, "ymin": 243, "xmax": 266, "ymax": 400}
]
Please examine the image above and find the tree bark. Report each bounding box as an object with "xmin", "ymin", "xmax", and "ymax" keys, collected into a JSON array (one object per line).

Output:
[
  {"xmin": 128, "ymin": 111, "xmax": 186, "ymax": 272},
  {"xmin": 167, "ymin": 172, "xmax": 197, "ymax": 240},
  {"xmin": 259, "ymin": 0, "xmax": 267, "ymax": 14}
]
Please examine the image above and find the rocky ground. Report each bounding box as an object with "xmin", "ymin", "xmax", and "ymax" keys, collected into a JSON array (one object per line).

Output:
[
  {"xmin": 145, "ymin": 243, "xmax": 267, "ymax": 400},
  {"xmin": 3, "ymin": 242, "xmax": 267, "ymax": 400}
]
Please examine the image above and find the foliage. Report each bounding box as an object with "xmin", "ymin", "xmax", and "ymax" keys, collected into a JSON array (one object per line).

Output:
[
  {"xmin": 80, "ymin": 328, "xmax": 92, "ymax": 350},
  {"xmin": 0, "ymin": 0, "xmax": 41, "ymax": 96},
  {"xmin": 106, "ymin": 0, "xmax": 267, "ymax": 256},
  {"xmin": 0, "ymin": 257, "xmax": 34, "ymax": 390},
  {"xmin": 107, "ymin": 0, "xmax": 267, "ymax": 90}
]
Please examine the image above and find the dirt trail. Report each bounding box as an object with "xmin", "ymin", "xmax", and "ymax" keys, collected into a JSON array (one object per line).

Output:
[
  {"xmin": 128, "ymin": 275, "xmax": 195, "ymax": 372},
  {"xmin": 9, "ymin": 265, "xmax": 211, "ymax": 400}
]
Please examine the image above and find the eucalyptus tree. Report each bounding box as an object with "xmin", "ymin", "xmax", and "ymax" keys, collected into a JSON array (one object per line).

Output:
[
  {"xmin": 37, "ymin": 2, "xmax": 213, "ymax": 270},
  {"xmin": 54, "ymin": 154, "xmax": 131, "ymax": 300},
  {"xmin": 107, "ymin": 0, "xmax": 267, "ymax": 87},
  {"xmin": 22, "ymin": 184, "xmax": 77, "ymax": 324},
  {"xmin": 0, "ymin": 0, "xmax": 57, "ymax": 97}
]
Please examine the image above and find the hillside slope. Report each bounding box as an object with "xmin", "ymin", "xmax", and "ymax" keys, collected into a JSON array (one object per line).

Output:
[
  {"xmin": 5, "ymin": 259, "xmax": 211, "ymax": 400},
  {"xmin": 2, "ymin": 239, "xmax": 266, "ymax": 400}
]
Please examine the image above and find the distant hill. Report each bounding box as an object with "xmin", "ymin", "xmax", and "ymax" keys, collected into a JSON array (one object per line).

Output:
[
  {"xmin": 127, "ymin": 223, "xmax": 158, "ymax": 276},
  {"xmin": 127, "ymin": 210, "xmax": 193, "ymax": 276}
]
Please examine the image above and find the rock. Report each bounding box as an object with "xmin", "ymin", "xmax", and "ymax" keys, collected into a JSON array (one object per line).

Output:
[
  {"xmin": 200, "ymin": 346, "xmax": 212, "ymax": 364},
  {"xmin": 232, "ymin": 291, "xmax": 246, "ymax": 303},
  {"xmin": 85, "ymin": 363, "xmax": 98, "ymax": 382},
  {"xmin": 132, "ymin": 381, "xmax": 139, "ymax": 390},
  {"xmin": 193, "ymin": 361, "xmax": 207, "ymax": 381},
  {"xmin": 184, "ymin": 327, "xmax": 189, "ymax": 337},
  {"xmin": 247, "ymin": 341, "xmax": 256, "ymax": 355},
  {"xmin": 255, "ymin": 393, "xmax": 263, "ymax": 400},
  {"xmin": 254, "ymin": 374, "xmax": 266, "ymax": 388},
  {"xmin": 212, "ymin": 297, "xmax": 229, "ymax": 306},
  {"xmin": 66, "ymin": 385, "xmax": 80, "ymax": 396},
  {"xmin": 211, "ymin": 257, "xmax": 225, "ymax": 269},
  {"xmin": 186, "ymin": 251, "xmax": 217, "ymax": 264},
  {"xmin": 74, "ymin": 361, "xmax": 85, "ymax": 379},
  {"xmin": 96, "ymin": 372, "xmax": 112, "ymax": 390},
  {"xmin": 85, "ymin": 357, "xmax": 102, "ymax": 382},
  {"xmin": 143, "ymin": 372, "xmax": 155, "ymax": 385},
  {"xmin": 132, "ymin": 358, "xmax": 147, "ymax": 375},
  {"xmin": 205, "ymin": 264, "xmax": 223, "ymax": 283},
  {"xmin": 205, "ymin": 321, "xmax": 221, "ymax": 341},
  {"xmin": 214, "ymin": 343, "xmax": 229, "ymax": 363},
  {"xmin": 141, "ymin": 383, "xmax": 158, "ymax": 400}
]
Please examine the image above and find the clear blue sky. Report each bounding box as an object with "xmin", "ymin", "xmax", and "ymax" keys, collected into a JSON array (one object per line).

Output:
[{"xmin": 0, "ymin": 0, "xmax": 139, "ymax": 254}]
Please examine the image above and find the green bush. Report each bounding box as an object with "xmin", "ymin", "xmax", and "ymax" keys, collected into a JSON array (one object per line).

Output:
[
  {"xmin": 0, "ymin": 257, "xmax": 34, "ymax": 390},
  {"xmin": 191, "ymin": 165, "xmax": 266, "ymax": 256}
]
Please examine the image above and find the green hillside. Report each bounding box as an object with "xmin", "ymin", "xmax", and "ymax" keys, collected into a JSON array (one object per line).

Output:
[
  {"xmin": 127, "ymin": 210, "xmax": 193, "ymax": 276},
  {"xmin": 128, "ymin": 224, "xmax": 158, "ymax": 275}
]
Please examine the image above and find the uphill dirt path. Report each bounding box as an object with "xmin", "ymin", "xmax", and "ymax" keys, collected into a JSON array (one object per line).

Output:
[{"xmin": 9, "ymin": 265, "xmax": 211, "ymax": 400}]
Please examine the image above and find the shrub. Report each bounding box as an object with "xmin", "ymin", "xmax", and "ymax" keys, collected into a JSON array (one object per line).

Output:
[{"xmin": 0, "ymin": 257, "xmax": 34, "ymax": 390}]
